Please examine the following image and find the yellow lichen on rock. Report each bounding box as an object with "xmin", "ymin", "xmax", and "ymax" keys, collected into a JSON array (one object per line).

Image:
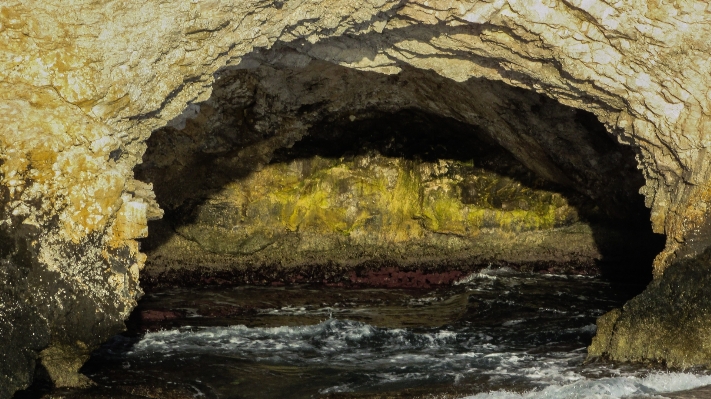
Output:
[
  {"xmin": 0, "ymin": 83, "xmax": 127, "ymax": 243},
  {"xmin": 167, "ymin": 154, "xmax": 580, "ymax": 261}
]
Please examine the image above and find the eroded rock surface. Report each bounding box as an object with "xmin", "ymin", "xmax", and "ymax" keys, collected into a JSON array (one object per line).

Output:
[
  {"xmin": 589, "ymin": 247, "xmax": 711, "ymax": 368},
  {"xmin": 2, "ymin": 0, "xmax": 711, "ymax": 395}
]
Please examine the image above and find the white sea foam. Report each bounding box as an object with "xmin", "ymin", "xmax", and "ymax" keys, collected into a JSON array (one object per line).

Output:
[
  {"xmin": 455, "ymin": 266, "xmax": 517, "ymax": 284},
  {"xmin": 257, "ymin": 305, "xmax": 347, "ymax": 316},
  {"xmin": 127, "ymin": 320, "xmax": 711, "ymax": 399},
  {"xmin": 129, "ymin": 319, "xmax": 462, "ymax": 360},
  {"xmin": 319, "ymin": 383, "xmax": 354, "ymax": 394},
  {"xmin": 462, "ymin": 372, "xmax": 711, "ymax": 399},
  {"xmin": 563, "ymin": 324, "xmax": 597, "ymax": 334}
]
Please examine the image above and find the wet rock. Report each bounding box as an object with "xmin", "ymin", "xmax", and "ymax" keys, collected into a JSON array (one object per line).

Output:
[
  {"xmin": 138, "ymin": 310, "xmax": 184, "ymax": 323},
  {"xmin": 348, "ymin": 268, "xmax": 465, "ymax": 289},
  {"xmin": 39, "ymin": 344, "xmax": 94, "ymax": 389},
  {"xmin": 589, "ymin": 247, "xmax": 711, "ymax": 368}
]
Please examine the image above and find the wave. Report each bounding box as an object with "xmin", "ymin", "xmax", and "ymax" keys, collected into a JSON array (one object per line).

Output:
[
  {"xmin": 124, "ymin": 319, "xmax": 711, "ymax": 397},
  {"xmin": 463, "ymin": 372, "xmax": 711, "ymax": 399},
  {"xmin": 129, "ymin": 319, "xmax": 466, "ymax": 362}
]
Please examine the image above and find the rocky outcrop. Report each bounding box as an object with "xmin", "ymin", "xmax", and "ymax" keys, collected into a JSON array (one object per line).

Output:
[
  {"xmin": 143, "ymin": 149, "xmax": 598, "ymax": 278},
  {"xmin": 588, "ymin": 246, "xmax": 711, "ymax": 368},
  {"xmin": 2, "ymin": 0, "xmax": 711, "ymax": 395}
]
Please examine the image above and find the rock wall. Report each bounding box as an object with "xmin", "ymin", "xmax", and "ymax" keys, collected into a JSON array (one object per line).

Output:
[
  {"xmin": 2, "ymin": 0, "xmax": 711, "ymax": 396},
  {"xmin": 588, "ymin": 246, "xmax": 711, "ymax": 368}
]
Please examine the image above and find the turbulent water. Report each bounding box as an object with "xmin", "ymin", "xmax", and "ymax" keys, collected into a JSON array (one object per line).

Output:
[{"xmin": 72, "ymin": 269, "xmax": 711, "ymax": 398}]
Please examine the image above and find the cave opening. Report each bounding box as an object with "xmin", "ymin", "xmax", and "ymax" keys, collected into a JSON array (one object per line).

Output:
[
  {"xmin": 134, "ymin": 69, "xmax": 664, "ymax": 291},
  {"xmin": 21, "ymin": 64, "xmax": 670, "ymax": 399},
  {"xmin": 271, "ymin": 106, "xmax": 664, "ymax": 282}
]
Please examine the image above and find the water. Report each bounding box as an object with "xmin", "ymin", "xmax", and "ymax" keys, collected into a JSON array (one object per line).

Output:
[{"xmin": 71, "ymin": 268, "xmax": 711, "ymax": 398}]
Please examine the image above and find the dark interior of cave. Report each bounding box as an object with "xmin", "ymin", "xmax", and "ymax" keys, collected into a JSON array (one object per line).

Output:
[
  {"xmin": 290, "ymin": 109, "xmax": 664, "ymax": 284},
  {"xmin": 137, "ymin": 105, "xmax": 664, "ymax": 288}
]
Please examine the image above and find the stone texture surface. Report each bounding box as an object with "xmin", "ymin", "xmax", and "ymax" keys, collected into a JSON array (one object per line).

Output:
[
  {"xmin": 2, "ymin": 0, "xmax": 711, "ymax": 395},
  {"xmin": 588, "ymin": 247, "xmax": 711, "ymax": 368},
  {"xmin": 142, "ymin": 152, "xmax": 605, "ymax": 282}
]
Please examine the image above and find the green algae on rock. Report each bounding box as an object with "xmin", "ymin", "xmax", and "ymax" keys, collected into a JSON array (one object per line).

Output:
[
  {"xmin": 588, "ymin": 247, "xmax": 711, "ymax": 368},
  {"xmin": 154, "ymin": 153, "xmax": 580, "ymax": 260}
]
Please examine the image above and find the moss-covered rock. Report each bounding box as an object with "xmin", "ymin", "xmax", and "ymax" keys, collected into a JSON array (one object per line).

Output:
[
  {"xmin": 588, "ymin": 247, "xmax": 711, "ymax": 367},
  {"xmin": 198, "ymin": 154, "xmax": 579, "ymax": 242}
]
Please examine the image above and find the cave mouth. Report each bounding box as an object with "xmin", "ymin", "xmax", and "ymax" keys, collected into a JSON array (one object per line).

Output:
[
  {"xmin": 13, "ymin": 64, "xmax": 672, "ymax": 399},
  {"xmin": 66, "ymin": 106, "xmax": 666, "ymax": 398},
  {"xmin": 134, "ymin": 69, "xmax": 664, "ymax": 291}
]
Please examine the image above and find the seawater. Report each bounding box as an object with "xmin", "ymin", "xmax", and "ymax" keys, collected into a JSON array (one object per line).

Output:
[{"xmin": 76, "ymin": 269, "xmax": 711, "ymax": 398}]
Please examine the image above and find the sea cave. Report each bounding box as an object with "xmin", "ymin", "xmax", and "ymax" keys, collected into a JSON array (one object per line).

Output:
[{"xmin": 4, "ymin": 1, "xmax": 711, "ymax": 398}]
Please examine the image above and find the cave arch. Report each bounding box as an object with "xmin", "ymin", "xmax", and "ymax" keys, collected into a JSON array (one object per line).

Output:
[
  {"xmin": 135, "ymin": 59, "xmax": 663, "ymax": 290},
  {"xmin": 3, "ymin": 1, "xmax": 711, "ymax": 395}
]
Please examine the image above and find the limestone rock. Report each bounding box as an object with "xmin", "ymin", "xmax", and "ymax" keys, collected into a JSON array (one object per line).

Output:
[{"xmin": 3, "ymin": 0, "xmax": 711, "ymax": 395}]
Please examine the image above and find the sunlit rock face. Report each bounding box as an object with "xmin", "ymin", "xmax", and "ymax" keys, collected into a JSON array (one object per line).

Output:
[{"xmin": 2, "ymin": 0, "xmax": 711, "ymax": 395}]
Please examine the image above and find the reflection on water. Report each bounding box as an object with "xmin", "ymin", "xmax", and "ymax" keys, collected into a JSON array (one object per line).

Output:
[{"xmin": 65, "ymin": 269, "xmax": 711, "ymax": 398}]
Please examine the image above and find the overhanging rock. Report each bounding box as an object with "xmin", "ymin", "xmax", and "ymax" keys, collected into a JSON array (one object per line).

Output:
[{"xmin": 2, "ymin": 1, "xmax": 711, "ymax": 396}]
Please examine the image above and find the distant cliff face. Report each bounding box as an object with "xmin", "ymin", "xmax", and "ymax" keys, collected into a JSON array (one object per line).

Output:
[{"xmin": 2, "ymin": 1, "xmax": 711, "ymax": 396}]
